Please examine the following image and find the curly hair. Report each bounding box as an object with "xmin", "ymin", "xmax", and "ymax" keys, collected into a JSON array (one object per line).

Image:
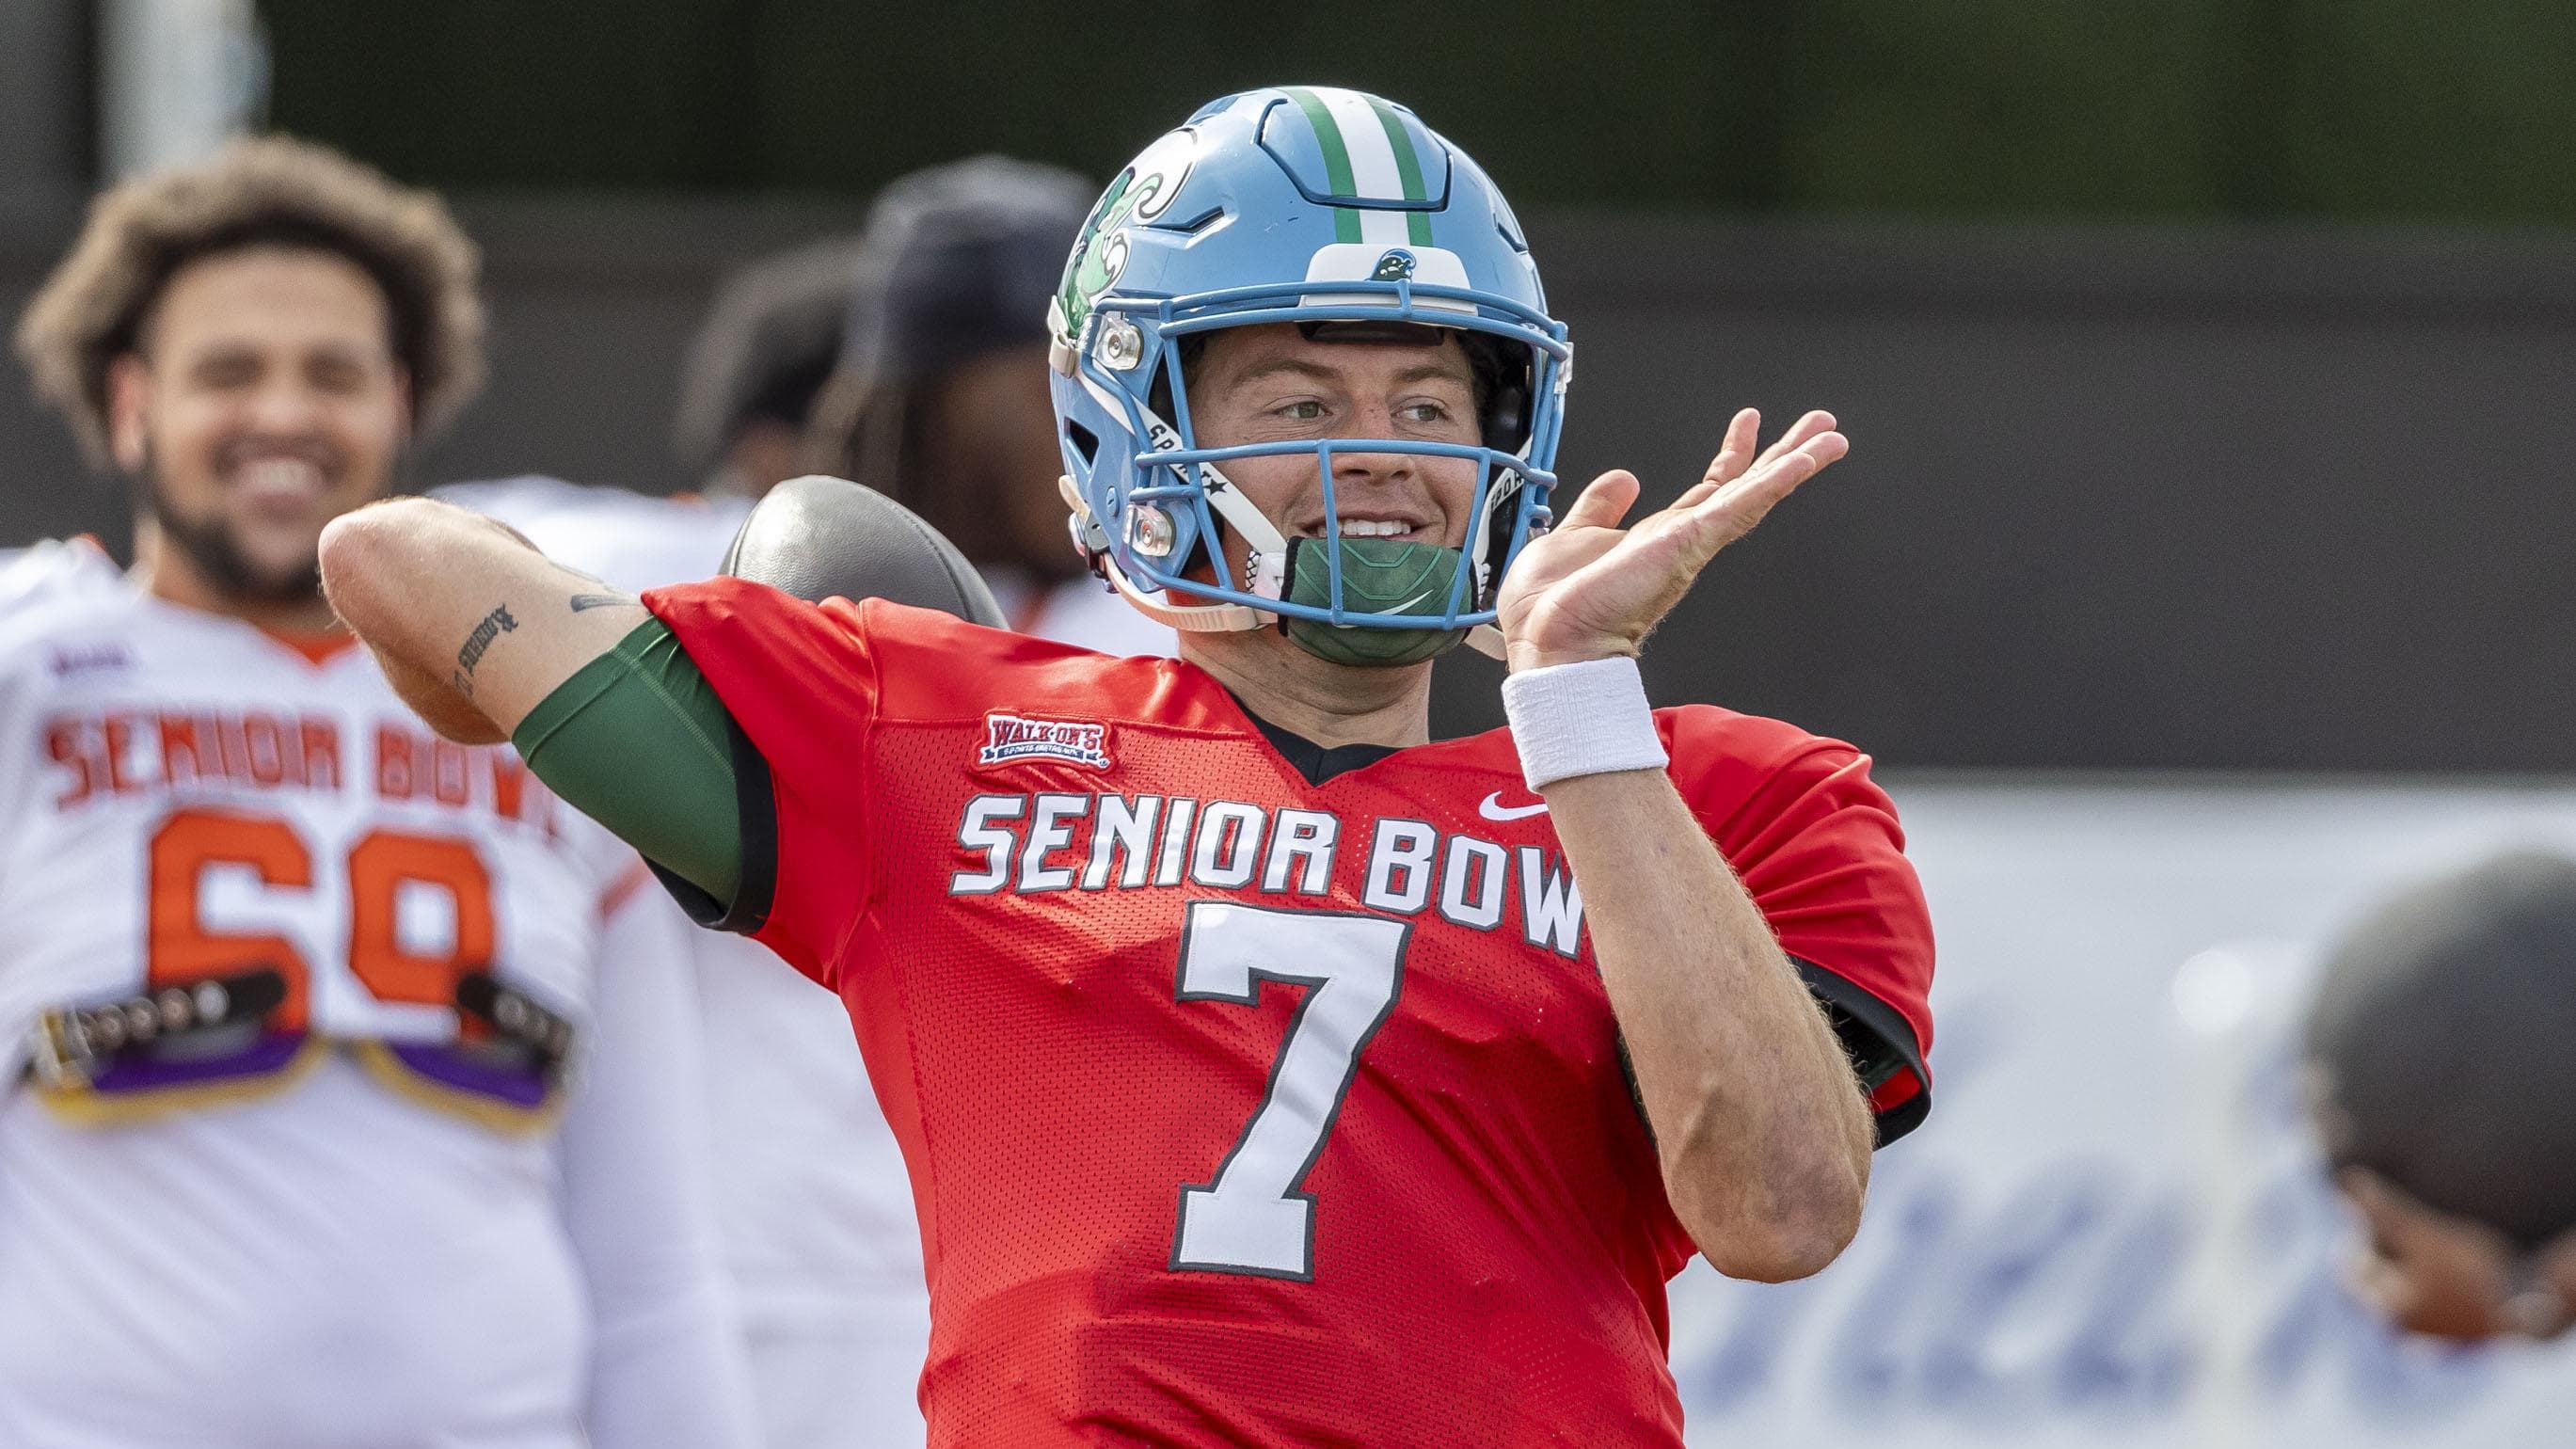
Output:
[{"xmin": 15, "ymin": 135, "xmax": 485, "ymax": 464}]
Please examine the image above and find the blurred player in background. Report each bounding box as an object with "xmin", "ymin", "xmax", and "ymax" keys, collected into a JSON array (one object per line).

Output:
[
  {"xmin": 325, "ymin": 88, "xmax": 1932, "ymax": 1445},
  {"xmin": 678, "ymin": 234, "xmax": 873, "ymax": 502},
  {"xmin": 444, "ymin": 231, "xmax": 933, "ymax": 1446},
  {"xmin": 439, "ymin": 232, "xmax": 870, "ymax": 581},
  {"xmin": 806, "ymin": 154, "xmax": 1171, "ymax": 655},
  {"xmin": 2307, "ymin": 851, "xmax": 2576, "ymax": 1343},
  {"xmin": 2, "ymin": 138, "xmax": 755, "ymax": 1449}
]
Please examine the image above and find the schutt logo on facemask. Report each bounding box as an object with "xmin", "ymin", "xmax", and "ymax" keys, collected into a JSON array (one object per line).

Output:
[{"xmin": 979, "ymin": 714, "xmax": 1113, "ymax": 771}]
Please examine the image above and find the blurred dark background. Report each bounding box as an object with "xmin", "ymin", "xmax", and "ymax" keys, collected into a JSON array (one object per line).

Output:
[{"xmin": 6, "ymin": 1, "xmax": 2572, "ymax": 770}]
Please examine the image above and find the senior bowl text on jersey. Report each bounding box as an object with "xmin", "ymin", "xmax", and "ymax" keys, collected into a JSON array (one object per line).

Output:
[{"xmin": 947, "ymin": 759, "xmax": 1588, "ymax": 962}]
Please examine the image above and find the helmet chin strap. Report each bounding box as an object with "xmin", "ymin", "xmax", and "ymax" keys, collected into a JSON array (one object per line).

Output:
[
  {"xmin": 1057, "ymin": 471, "xmax": 1265, "ymax": 633},
  {"xmin": 1455, "ymin": 463, "xmax": 1526, "ymax": 663}
]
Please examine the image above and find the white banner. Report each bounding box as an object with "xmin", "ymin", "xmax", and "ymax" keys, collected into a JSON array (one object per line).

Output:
[{"xmin": 1675, "ymin": 778, "xmax": 2576, "ymax": 1446}]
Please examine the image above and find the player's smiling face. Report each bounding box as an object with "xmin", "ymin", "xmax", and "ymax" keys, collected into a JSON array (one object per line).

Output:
[
  {"xmin": 108, "ymin": 246, "xmax": 409, "ymax": 604},
  {"xmin": 1183, "ymin": 321, "xmax": 1482, "ymax": 565}
]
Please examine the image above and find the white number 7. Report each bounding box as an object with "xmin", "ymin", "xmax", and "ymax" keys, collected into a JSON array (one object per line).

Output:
[{"xmin": 1170, "ymin": 901, "xmax": 1409, "ymax": 1280}]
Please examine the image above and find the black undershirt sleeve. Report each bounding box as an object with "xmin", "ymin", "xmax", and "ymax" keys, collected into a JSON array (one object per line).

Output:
[
  {"xmin": 1613, "ymin": 960, "xmax": 1929, "ymax": 1151},
  {"xmin": 1795, "ymin": 958, "xmax": 1932, "ymax": 1145}
]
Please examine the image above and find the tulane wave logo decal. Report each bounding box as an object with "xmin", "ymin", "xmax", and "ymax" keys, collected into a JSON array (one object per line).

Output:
[
  {"xmin": 1051, "ymin": 128, "xmax": 1200, "ymax": 345},
  {"xmin": 1368, "ymin": 249, "xmax": 1417, "ymax": 282}
]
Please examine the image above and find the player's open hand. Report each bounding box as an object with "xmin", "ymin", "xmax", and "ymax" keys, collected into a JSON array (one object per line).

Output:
[{"xmin": 1495, "ymin": 408, "xmax": 1847, "ymax": 673}]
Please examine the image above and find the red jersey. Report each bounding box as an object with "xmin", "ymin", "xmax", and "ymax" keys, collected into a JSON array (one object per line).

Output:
[{"xmin": 643, "ymin": 578, "xmax": 1933, "ymax": 1448}]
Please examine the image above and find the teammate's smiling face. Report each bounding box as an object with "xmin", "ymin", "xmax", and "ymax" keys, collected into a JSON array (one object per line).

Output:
[
  {"xmin": 108, "ymin": 246, "xmax": 409, "ymax": 604},
  {"xmin": 1183, "ymin": 321, "xmax": 1482, "ymax": 566}
]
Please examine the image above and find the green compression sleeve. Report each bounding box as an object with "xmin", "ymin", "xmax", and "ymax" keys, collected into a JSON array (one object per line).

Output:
[{"xmin": 512, "ymin": 617, "xmax": 743, "ymax": 908}]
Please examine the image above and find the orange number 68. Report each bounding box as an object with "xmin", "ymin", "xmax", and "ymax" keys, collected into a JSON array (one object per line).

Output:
[{"xmin": 148, "ymin": 806, "xmax": 498, "ymax": 1031}]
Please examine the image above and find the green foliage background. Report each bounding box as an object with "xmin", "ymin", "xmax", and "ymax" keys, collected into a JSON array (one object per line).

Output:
[{"xmin": 261, "ymin": 0, "xmax": 2576, "ymax": 223}]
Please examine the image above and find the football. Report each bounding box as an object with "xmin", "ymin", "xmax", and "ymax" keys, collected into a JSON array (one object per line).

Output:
[{"xmin": 722, "ymin": 472, "xmax": 1006, "ymax": 626}]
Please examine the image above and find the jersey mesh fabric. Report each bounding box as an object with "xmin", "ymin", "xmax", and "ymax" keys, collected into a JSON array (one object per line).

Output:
[{"xmin": 642, "ymin": 578, "xmax": 1934, "ymax": 1449}]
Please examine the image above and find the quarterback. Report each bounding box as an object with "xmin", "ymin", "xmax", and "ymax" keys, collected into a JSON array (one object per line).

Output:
[
  {"xmin": 326, "ymin": 88, "xmax": 1934, "ymax": 1446},
  {"xmin": 3, "ymin": 140, "xmax": 754, "ymax": 1446}
]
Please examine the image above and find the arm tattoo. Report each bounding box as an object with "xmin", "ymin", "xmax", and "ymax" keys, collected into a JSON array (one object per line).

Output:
[
  {"xmin": 568, "ymin": 593, "xmax": 632, "ymax": 613},
  {"xmin": 453, "ymin": 603, "xmax": 520, "ymax": 697}
]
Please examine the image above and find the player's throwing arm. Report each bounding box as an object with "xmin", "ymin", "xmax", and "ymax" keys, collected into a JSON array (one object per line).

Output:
[{"xmin": 324, "ymin": 501, "xmax": 647, "ymax": 741}]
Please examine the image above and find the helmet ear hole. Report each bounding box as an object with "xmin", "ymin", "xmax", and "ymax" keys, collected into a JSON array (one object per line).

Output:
[
  {"xmin": 1064, "ymin": 420, "xmax": 1100, "ymax": 465},
  {"xmin": 1461, "ymin": 333, "xmax": 1533, "ymax": 453},
  {"xmin": 1146, "ymin": 333, "xmax": 1208, "ymax": 422},
  {"xmin": 1481, "ymin": 384, "xmax": 1528, "ymax": 453}
]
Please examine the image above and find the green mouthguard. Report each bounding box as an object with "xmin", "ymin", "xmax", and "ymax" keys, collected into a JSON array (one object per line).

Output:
[{"xmin": 1280, "ymin": 537, "xmax": 1472, "ymax": 667}]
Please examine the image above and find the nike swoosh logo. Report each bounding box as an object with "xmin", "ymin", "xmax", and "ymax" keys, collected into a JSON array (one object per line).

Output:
[
  {"xmin": 1325, "ymin": 589, "xmax": 1439, "ymax": 619},
  {"xmin": 1478, "ymin": 791, "xmax": 1549, "ymax": 821}
]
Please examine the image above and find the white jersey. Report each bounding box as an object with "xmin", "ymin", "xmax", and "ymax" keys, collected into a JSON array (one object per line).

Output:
[
  {"xmin": 442, "ymin": 475, "xmax": 931, "ymax": 1446},
  {"xmin": 0, "ymin": 570, "xmax": 755, "ymax": 1449},
  {"xmin": 0, "ymin": 536, "xmax": 127, "ymax": 613}
]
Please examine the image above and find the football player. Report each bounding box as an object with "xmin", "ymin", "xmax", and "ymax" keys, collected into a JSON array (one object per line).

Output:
[
  {"xmin": 323, "ymin": 88, "xmax": 1935, "ymax": 1446},
  {"xmin": 679, "ymin": 232, "xmax": 875, "ymax": 502},
  {"xmin": 2, "ymin": 138, "xmax": 755, "ymax": 1448},
  {"xmin": 2308, "ymin": 852, "xmax": 2576, "ymax": 1342}
]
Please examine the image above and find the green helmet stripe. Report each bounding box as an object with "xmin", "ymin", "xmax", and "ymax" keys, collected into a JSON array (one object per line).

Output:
[
  {"xmin": 1285, "ymin": 87, "xmax": 1365, "ymax": 244},
  {"xmin": 1365, "ymin": 97, "xmax": 1438, "ymax": 247}
]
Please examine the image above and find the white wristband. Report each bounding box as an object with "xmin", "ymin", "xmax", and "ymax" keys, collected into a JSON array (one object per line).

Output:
[{"xmin": 1502, "ymin": 655, "xmax": 1668, "ymax": 791}]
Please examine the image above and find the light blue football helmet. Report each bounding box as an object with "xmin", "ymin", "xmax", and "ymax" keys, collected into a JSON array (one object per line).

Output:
[{"xmin": 1048, "ymin": 86, "xmax": 1570, "ymax": 664}]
